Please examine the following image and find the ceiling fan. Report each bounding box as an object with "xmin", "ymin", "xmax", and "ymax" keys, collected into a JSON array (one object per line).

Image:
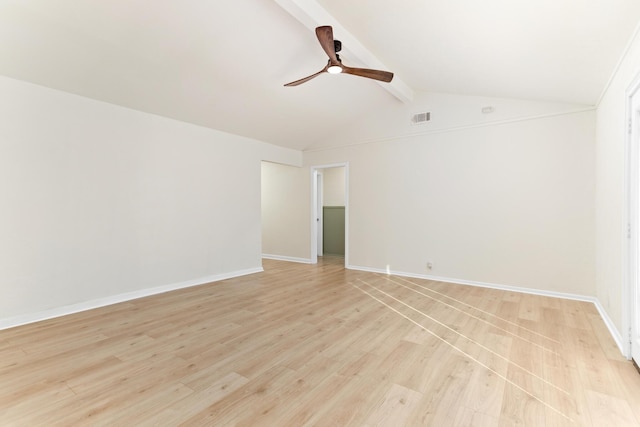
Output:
[{"xmin": 284, "ymin": 26, "xmax": 394, "ymax": 87}]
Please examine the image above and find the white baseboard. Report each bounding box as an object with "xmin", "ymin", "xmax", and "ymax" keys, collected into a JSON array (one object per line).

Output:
[
  {"xmin": 347, "ymin": 264, "xmax": 626, "ymax": 356},
  {"xmin": 0, "ymin": 267, "xmax": 263, "ymax": 331},
  {"xmin": 592, "ymin": 299, "xmax": 627, "ymax": 357},
  {"xmin": 262, "ymin": 254, "xmax": 313, "ymax": 264},
  {"xmin": 347, "ymin": 264, "xmax": 592, "ymax": 300}
]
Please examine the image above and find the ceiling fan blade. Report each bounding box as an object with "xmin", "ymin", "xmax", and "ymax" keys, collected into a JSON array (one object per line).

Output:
[
  {"xmin": 316, "ymin": 26, "xmax": 339, "ymax": 63},
  {"xmin": 342, "ymin": 65, "xmax": 394, "ymax": 83},
  {"xmin": 284, "ymin": 67, "xmax": 327, "ymax": 87}
]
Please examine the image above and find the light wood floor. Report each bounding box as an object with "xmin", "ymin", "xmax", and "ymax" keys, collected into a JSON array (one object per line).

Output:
[{"xmin": 1, "ymin": 257, "xmax": 639, "ymax": 426}]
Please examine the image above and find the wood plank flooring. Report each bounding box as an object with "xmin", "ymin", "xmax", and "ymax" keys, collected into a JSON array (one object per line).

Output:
[{"xmin": 1, "ymin": 257, "xmax": 639, "ymax": 426}]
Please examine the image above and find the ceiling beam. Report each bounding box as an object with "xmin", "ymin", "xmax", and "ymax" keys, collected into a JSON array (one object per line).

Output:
[{"xmin": 273, "ymin": 0, "xmax": 414, "ymax": 103}]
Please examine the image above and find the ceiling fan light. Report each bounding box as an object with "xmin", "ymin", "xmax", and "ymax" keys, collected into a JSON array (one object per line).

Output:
[{"xmin": 327, "ymin": 65, "xmax": 342, "ymax": 74}]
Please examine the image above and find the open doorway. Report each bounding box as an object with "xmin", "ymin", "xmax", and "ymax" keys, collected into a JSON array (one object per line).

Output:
[{"xmin": 311, "ymin": 163, "xmax": 348, "ymax": 266}]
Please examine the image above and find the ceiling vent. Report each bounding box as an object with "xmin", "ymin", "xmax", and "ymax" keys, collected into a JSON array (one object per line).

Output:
[{"xmin": 411, "ymin": 112, "xmax": 431, "ymax": 125}]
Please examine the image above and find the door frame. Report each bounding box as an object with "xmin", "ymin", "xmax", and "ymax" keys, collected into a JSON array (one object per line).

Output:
[
  {"xmin": 316, "ymin": 171, "xmax": 324, "ymax": 257},
  {"xmin": 310, "ymin": 162, "xmax": 349, "ymax": 266},
  {"xmin": 624, "ymin": 72, "xmax": 640, "ymax": 361}
]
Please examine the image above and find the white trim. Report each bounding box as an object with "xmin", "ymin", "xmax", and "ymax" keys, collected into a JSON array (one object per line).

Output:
[
  {"xmin": 348, "ymin": 264, "xmax": 593, "ymax": 301},
  {"xmin": 0, "ymin": 267, "xmax": 263, "ymax": 331},
  {"xmin": 624, "ymin": 72, "xmax": 640, "ymax": 359},
  {"xmin": 262, "ymin": 254, "xmax": 313, "ymax": 264},
  {"xmin": 304, "ymin": 107, "xmax": 595, "ymax": 153},
  {"xmin": 311, "ymin": 169, "xmax": 319, "ymax": 264},
  {"xmin": 593, "ymin": 299, "xmax": 627, "ymax": 355},
  {"xmin": 347, "ymin": 263, "xmax": 626, "ymax": 355},
  {"xmin": 316, "ymin": 171, "xmax": 324, "ymax": 257},
  {"xmin": 624, "ymin": 86, "xmax": 634, "ymax": 360},
  {"xmin": 344, "ymin": 165, "xmax": 349, "ymax": 267}
]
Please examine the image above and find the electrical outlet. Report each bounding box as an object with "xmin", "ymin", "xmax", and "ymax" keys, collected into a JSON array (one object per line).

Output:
[{"xmin": 427, "ymin": 261, "xmax": 433, "ymax": 270}]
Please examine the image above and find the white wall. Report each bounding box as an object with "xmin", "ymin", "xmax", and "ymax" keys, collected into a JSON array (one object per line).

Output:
[
  {"xmin": 306, "ymin": 109, "xmax": 596, "ymax": 296},
  {"xmin": 261, "ymin": 161, "xmax": 310, "ymax": 261},
  {"xmin": 0, "ymin": 75, "xmax": 300, "ymax": 327},
  {"xmin": 322, "ymin": 167, "xmax": 345, "ymax": 206},
  {"xmin": 595, "ymin": 27, "xmax": 640, "ymax": 339}
]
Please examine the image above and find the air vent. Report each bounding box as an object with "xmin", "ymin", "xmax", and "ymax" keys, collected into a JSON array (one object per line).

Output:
[{"xmin": 411, "ymin": 112, "xmax": 431, "ymax": 125}]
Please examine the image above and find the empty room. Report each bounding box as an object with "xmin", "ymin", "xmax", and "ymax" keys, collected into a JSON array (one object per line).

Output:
[{"xmin": 2, "ymin": 0, "xmax": 640, "ymax": 425}]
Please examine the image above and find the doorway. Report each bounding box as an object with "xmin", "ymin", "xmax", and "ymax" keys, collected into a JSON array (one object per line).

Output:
[{"xmin": 311, "ymin": 163, "xmax": 348, "ymax": 266}]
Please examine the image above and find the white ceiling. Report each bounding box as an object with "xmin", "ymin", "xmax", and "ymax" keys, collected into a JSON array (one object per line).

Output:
[{"xmin": 0, "ymin": 0, "xmax": 639, "ymax": 151}]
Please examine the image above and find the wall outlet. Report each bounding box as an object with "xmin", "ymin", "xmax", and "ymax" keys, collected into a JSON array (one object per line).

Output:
[{"xmin": 426, "ymin": 261, "xmax": 433, "ymax": 270}]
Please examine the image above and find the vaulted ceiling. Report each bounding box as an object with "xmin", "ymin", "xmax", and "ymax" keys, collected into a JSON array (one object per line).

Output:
[{"xmin": 0, "ymin": 0, "xmax": 639, "ymax": 151}]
